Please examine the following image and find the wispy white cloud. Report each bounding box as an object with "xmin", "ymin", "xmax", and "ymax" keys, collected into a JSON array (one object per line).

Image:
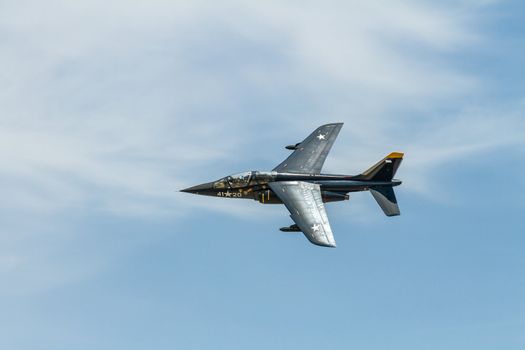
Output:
[
  {"xmin": 2, "ymin": 0, "xmax": 519, "ymax": 214},
  {"xmin": 0, "ymin": 0, "xmax": 522, "ymax": 292},
  {"xmin": 0, "ymin": 0, "xmax": 492, "ymax": 216}
]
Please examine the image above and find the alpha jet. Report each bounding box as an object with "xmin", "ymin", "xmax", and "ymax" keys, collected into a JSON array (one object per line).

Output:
[{"xmin": 181, "ymin": 123, "xmax": 403, "ymax": 247}]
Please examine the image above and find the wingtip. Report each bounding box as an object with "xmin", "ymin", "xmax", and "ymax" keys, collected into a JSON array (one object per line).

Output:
[
  {"xmin": 311, "ymin": 240, "xmax": 337, "ymax": 248},
  {"xmin": 318, "ymin": 122, "xmax": 344, "ymax": 128}
]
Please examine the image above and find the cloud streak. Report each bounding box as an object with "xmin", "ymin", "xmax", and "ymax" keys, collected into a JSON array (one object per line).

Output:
[
  {"xmin": 1, "ymin": 1, "xmax": 521, "ymax": 215},
  {"xmin": 0, "ymin": 0, "xmax": 523, "ymax": 293}
]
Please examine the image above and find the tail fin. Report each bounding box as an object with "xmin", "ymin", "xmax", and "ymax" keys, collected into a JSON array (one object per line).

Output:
[
  {"xmin": 357, "ymin": 152, "xmax": 403, "ymax": 181},
  {"xmin": 356, "ymin": 152, "xmax": 403, "ymax": 216},
  {"xmin": 370, "ymin": 186, "xmax": 400, "ymax": 216}
]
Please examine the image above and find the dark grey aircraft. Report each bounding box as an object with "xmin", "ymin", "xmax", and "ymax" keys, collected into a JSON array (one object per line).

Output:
[{"xmin": 181, "ymin": 123, "xmax": 403, "ymax": 247}]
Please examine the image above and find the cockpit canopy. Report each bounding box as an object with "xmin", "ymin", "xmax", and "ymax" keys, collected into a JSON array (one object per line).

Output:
[
  {"xmin": 227, "ymin": 171, "xmax": 252, "ymax": 188},
  {"xmin": 213, "ymin": 171, "xmax": 252, "ymax": 189}
]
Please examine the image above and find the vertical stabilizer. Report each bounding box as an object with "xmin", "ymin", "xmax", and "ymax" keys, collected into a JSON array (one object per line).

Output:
[{"xmin": 357, "ymin": 152, "xmax": 403, "ymax": 181}]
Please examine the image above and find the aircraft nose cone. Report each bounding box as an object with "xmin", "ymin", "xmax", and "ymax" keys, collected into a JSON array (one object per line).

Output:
[{"xmin": 180, "ymin": 182, "xmax": 214, "ymax": 194}]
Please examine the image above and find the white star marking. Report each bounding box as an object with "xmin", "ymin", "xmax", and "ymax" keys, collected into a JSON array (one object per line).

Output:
[
  {"xmin": 311, "ymin": 224, "xmax": 321, "ymax": 232},
  {"xmin": 225, "ymin": 191, "xmax": 232, "ymax": 197},
  {"xmin": 317, "ymin": 134, "xmax": 326, "ymax": 140}
]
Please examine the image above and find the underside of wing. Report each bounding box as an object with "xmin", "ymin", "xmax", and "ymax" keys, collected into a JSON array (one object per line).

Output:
[
  {"xmin": 273, "ymin": 123, "xmax": 343, "ymax": 174},
  {"xmin": 268, "ymin": 181, "xmax": 336, "ymax": 247}
]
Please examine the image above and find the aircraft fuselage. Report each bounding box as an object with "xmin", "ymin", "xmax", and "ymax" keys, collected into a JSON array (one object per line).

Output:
[
  {"xmin": 181, "ymin": 171, "xmax": 401, "ymax": 204},
  {"xmin": 180, "ymin": 123, "xmax": 404, "ymax": 247}
]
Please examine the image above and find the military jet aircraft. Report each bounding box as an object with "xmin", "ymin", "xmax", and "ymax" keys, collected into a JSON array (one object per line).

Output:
[{"xmin": 181, "ymin": 123, "xmax": 403, "ymax": 247}]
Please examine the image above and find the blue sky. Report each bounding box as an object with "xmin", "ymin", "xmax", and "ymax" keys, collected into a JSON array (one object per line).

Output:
[{"xmin": 1, "ymin": 1, "xmax": 524, "ymax": 349}]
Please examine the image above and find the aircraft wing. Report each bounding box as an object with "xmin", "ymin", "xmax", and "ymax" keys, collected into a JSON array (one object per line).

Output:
[
  {"xmin": 268, "ymin": 181, "xmax": 336, "ymax": 247},
  {"xmin": 273, "ymin": 123, "xmax": 343, "ymax": 174}
]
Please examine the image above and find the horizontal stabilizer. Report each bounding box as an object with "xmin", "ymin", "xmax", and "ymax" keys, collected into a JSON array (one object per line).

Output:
[{"xmin": 370, "ymin": 186, "xmax": 400, "ymax": 216}]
